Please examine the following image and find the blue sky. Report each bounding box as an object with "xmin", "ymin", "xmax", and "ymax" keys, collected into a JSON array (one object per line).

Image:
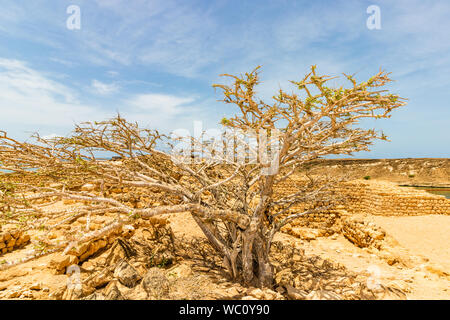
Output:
[{"xmin": 0, "ymin": 0, "xmax": 449, "ymax": 158}]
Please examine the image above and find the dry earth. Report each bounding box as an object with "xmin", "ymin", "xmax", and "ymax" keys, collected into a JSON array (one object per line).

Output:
[
  {"xmin": 305, "ymin": 158, "xmax": 450, "ymax": 187},
  {"xmin": 371, "ymin": 215, "xmax": 450, "ymax": 271},
  {"xmin": 0, "ymin": 164, "xmax": 449, "ymax": 300},
  {"xmin": 170, "ymin": 212, "xmax": 450, "ymax": 300},
  {"xmin": 0, "ymin": 208, "xmax": 448, "ymax": 300}
]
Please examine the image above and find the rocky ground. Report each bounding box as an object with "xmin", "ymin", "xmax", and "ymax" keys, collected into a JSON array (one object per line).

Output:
[{"xmin": 0, "ymin": 207, "xmax": 448, "ymax": 300}]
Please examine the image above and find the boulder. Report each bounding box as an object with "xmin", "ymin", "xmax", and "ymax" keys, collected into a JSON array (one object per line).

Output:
[
  {"xmin": 142, "ymin": 267, "xmax": 170, "ymax": 299},
  {"xmin": 104, "ymin": 281, "xmax": 125, "ymax": 300},
  {"xmin": 166, "ymin": 263, "xmax": 192, "ymax": 279},
  {"xmin": 114, "ymin": 260, "xmax": 142, "ymax": 288}
]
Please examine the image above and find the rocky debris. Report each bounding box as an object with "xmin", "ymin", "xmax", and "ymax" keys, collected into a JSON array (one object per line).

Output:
[
  {"xmin": 0, "ymin": 285, "xmax": 31, "ymax": 299},
  {"xmin": 340, "ymin": 218, "xmax": 386, "ymax": 249},
  {"xmin": 56, "ymin": 218, "xmax": 176, "ymax": 300},
  {"xmin": 245, "ymin": 287, "xmax": 284, "ymax": 300},
  {"xmin": 86, "ymin": 268, "xmax": 113, "ymax": 289},
  {"xmin": 278, "ymin": 207, "xmax": 390, "ymax": 252},
  {"xmin": 3, "ymin": 231, "xmax": 409, "ymax": 301},
  {"xmin": 281, "ymin": 226, "xmax": 327, "ymax": 240},
  {"xmin": 142, "ymin": 267, "xmax": 171, "ymax": 299},
  {"xmin": 279, "ymin": 209, "xmax": 433, "ymax": 277},
  {"xmin": 67, "ymin": 227, "xmax": 129, "ymax": 263},
  {"xmin": 62, "ymin": 283, "xmax": 95, "ymax": 300},
  {"xmin": 83, "ymin": 292, "xmax": 105, "ymax": 300},
  {"xmin": 279, "ymin": 210, "xmax": 411, "ymax": 271},
  {"xmin": 269, "ymin": 240, "xmax": 406, "ymax": 300},
  {"xmin": 104, "ymin": 281, "xmax": 125, "ymax": 300},
  {"xmin": 166, "ymin": 263, "xmax": 193, "ymax": 279},
  {"xmin": 29, "ymin": 282, "xmax": 42, "ymax": 291},
  {"xmin": 55, "ymin": 235, "xmax": 290, "ymax": 301},
  {"xmin": 0, "ymin": 230, "xmax": 31, "ymax": 255},
  {"xmin": 0, "ymin": 200, "xmax": 416, "ymax": 301},
  {"xmin": 47, "ymin": 217, "xmax": 169, "ymax": 275},
  {"xmin": 114, "ymin": 260, "xmax": 142, "ymax": 288},
  {"xmin": 285, "ymin": 284, "xmax": 308, "ymax": 300},
  {"xmin": 49, "ymin": 254, "xmax": 79, "ymax": 274}
]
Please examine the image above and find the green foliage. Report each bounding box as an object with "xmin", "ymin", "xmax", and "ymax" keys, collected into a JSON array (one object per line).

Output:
[
  {"xmin": 33, "ymin": 240, "xmax": 49, "ymax": 254},
  {"xmin": 128, "ymin": 211, "xmax": 141, "ymax": 220},
  {"xmin": 363, "ymin": 176, "xmax": 371, "ymax": 180},
  {"xmin": 157, "ymin": 257, "xmax": 170, "ymax": 268},
  {"xmin": 0, "ymin": 182, "xmax": 16, "ymax": 195},
  {"xmin": 220, "ymin": 117, "xmax": 231, "ymax": 126}
]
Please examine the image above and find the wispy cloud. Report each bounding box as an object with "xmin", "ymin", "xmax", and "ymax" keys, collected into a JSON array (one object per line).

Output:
[
  {"xmin": 91, "ymin": 79, "xmax": 119, "ymax": 95},
  {"xmin": 0, "ymin": 58, "xmax": 102, "ymax": 127},
  {"xmin": 0, "ymin": 58, "xmax": 207, "ymax": 138},
  {"xmin": 126, "ymin": 94, "xmax": 195, "ymax": 116},
  {"xmin": 0, "ymin": 1, "xmax": 449, "ymax": 156},
  {"xmin": 0, "ymin": 58, "xmax": 78, "ymax": 103}
]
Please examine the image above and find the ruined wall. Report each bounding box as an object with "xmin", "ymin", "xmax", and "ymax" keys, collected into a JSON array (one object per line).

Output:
[
  {"xmin": 279, "ymin": 208, "xmax": 389, "ymax": 251},
  {"xmin": 274, "ymin": 178, "xmax": 450, "ymax": 216},
  {"xmin": 0, "ymin": 229, "xmax": 30, "ymax": 256},
  {"xmin": 335, "ymin": 180, "xmax": 450, "ymax": 216}
]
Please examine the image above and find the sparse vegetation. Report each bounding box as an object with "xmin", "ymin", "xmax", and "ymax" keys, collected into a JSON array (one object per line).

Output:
[{"xmin": 0, "ymin": 66, "xmax": 405, "ymax": 288}]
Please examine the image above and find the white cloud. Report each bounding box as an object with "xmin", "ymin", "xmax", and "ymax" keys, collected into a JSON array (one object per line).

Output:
[
  {"xmin": 0, "ymin": 57, "xmax": 208, "ymax": 137},
  {"xmin": 0, "ymin": 58, "xmax": 106, "ymax": 127},
  {"xmin": 126, "ymin": 93, "xmax": 195, "ymax": 116},
  {"xmin": 91, "ymin": 79, "xmax": 119, "ymax": 95}
]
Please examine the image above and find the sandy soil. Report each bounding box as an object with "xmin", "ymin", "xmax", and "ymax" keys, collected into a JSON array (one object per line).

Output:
[
  {"xmin": 1, "ymin": 209, "xmax": 449, "ymax": 300},
  {"xmin": 286, "ymin": 234, "xmax": 449, "ymax": 299},
  {"xmin": 371, "ymin": 215, "xmax": 450, "ymax": 271},
  {"xmin": 166, "ymin": 211, "xmax": 450, "ymax": 299}
]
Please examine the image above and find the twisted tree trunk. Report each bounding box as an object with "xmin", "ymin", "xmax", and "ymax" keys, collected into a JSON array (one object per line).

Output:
[{"xmin": 211, "ymin": 217, "xmax": 274, "ymax": 288}]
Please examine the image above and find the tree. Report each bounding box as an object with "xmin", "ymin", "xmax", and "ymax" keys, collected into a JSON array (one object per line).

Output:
[{"xmin": 0, "ymin": 66, "xmax": 406, "ymax": 287}]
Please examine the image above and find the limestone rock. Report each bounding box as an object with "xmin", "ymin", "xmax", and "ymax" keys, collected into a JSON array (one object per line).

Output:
[
  {"xmin": 6, "ymin": 238, "xmax": 16, "ymax": 248},
  {"xmin": 50, "ymin": 254, "xmax": 71, "ymax": 272},
  {"xmin": 104, "ymin": 281, "xmax": 125, "ymax": 300},
  {"xmin": 49, "ymin": 254, "xmax": 78, "ymax": 274},
  {"xmin": 114, "ymin": 260, "xmax": 142, "ymax": 288},
  {"xmin": 166, "ymin": 263, "xmax": 192, "ymax": 279},
  {"xmin": 247, "ymin": 288, "xmax": 265, "ymax": 299},
  {"xmin": 30, "ymin": 282, "xmax": 42, "ymax": 291},
  {"xmin": 83, "ymin": 292, "xmax": 105, "ymax": 300},
  {"xmin": 285, "ymin": 284, "xmax": 307, "ymax": 300},
  {"xmin": 142, "ymin": 267, "xmax": 170, "ymax": 299},
  {"xmin": 88, "ymin": 269, "xmax": 113, "ymax": 289}
]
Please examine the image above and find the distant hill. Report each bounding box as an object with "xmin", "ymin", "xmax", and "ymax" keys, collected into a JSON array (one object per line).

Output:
[{"xmin": 302, "ymin": 158, "xmax": 450, "ymax": 187}]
